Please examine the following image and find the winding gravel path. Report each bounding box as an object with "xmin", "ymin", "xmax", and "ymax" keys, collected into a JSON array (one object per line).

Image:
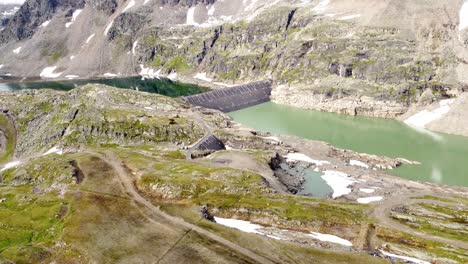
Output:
[{"xmin": 98, "ymin": 151, "xmax": 275, "ymax": 264}]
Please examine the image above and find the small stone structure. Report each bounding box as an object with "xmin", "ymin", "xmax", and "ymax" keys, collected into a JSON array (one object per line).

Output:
[
  {"xmin": 183, "ymin": 79, "xmax": 273, "ymax": 112},
  {"xmin": 193, "ymin": 134, "xmax": 225, "ymax": 151}
]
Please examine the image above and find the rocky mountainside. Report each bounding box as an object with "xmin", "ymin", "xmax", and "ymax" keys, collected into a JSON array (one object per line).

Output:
[
  {"xmin": 1, "ymin": 0, "xmax": 468, "ymax": 132},
  {"xmin": 0, "ymin": 4, "xmax": 20, "ymax": 29}
]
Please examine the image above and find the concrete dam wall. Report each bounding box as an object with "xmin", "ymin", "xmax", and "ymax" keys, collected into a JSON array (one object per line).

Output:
[{"xmin": 182, "ymin": 79, "xmax": 272, "ymax": 112}]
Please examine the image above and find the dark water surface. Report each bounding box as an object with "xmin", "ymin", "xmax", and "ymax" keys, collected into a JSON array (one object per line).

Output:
[{"xmin": 0, "ymin": 76, "xmax": 208, "ymax": 97}]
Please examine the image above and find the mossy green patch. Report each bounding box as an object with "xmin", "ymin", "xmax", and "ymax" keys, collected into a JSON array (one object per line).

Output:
[
  {"xmin": 0, "ymin": 113, "xmax": 16, "ymax": 163},
  {"xmin": 165, "ymin": 56, "xmax": 191, "ymax": 73}
]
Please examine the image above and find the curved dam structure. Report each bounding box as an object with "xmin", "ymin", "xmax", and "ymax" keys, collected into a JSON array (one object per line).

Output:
[{"xmin": 182, "ymin": 79, "xmax": 273, "ymax": 112}]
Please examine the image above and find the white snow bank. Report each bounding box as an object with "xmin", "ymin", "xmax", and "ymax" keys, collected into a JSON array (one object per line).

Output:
[
  {"xmin": 0, "ymin": 161, "xmax": 21, "ymax": 172},
  {"xmin": 404, "ymin": 99, "xmax": 454, "ymax": 128},
  {"xmin": 380, "ymin": 250, "xmax": 430, "ymax": 264},
  {"xmin": 186, "ymin": 6, "xmax": 198, "ymax": 26},
  {"xmin": 40, "ymin": 66, "xmax": 63, "ymax": 78},
  {"xmin": 103, "ymin": 73, "xmax": 119, "ymax": 77},
  {"xmin": 85, "ymin": 34, "xmax": 95, "ymax": 44},
  {"xmin": 40, "ymin": 20, "xmax": 51, "ymax": 28},
  {"xmin": 285, "ymin": 153, "xmax": 330, "ymax": 166},
  {"xmin": 104, "ymin": 20, "xmax": 114, "ymax": 36},
  {"xmin": 263, "ymin": 136, "xmax": 280, "ymax": 142},
  {"xmin": 65, "ymin": 9, "xmax": 82, "ymax": 28},
  {"xmin": 214, "ymin": 217, "xmax": 263, "ymax": 234},
  {"xmin": 308, "ymin": 232, "xmax": 353, "ymax": 247},
  {"xmin": 13, "ymin": 47, "xmax": 21, "ymax": 54},
  {"xmin": 321, "ymin": 171, "xmax": 356, "ymax": 198},
  {"xmin": 144, "ymin": 0, "xmax": 151, "ymax": 5},
  {"xmin": 70, "ymin": 55, "xmax": 75, "ymax": 60},
  {"xmin": 349, "ymin": 160, "xmax": 369, "ymax": 169},
  {"xmin": 168, "ymin": 72, "xmax": 178, "ymax": 80},
  {"xmin": 460, "ymin": 1, "xmax": 468, "ymax": 31},
  {"xmin": 43, "ymin": 146, "xmax": 63, "ymax": 156},
  {"xmin": 123, "ymin": 0, "xmax": 136, "ymax": 13},
  {"xmin": 312, "ymin": 0, "xmax": 330, "ymax": 14},
  {"xmin": 357, "ymin": 196, "xmax": 383, "ymax": 204},
  {"xmin": 194, "ymin": 72, "xmax": 213, "ymax": 82},
  {"xmin": 0, "ymin": 65, "xmax": 3, "ymax": 69},
  {"xmin": 132, "ymin": 40, "xmax": 138, "ymax": 54},
  {"xmin": 139, "ymin": 64, "xmax": 161, "ymax": 79},
  {"xmin": 359, "ymin": 188, "xmax": 375, "ymax": 194},
  {"xmin": 213, "ymin": 82, "xmax": 233, "ymax": 87},
  {"xmin": 338, "ymin": 14, "xmax": 361, "ymax": 20},
  {"xmin": 208, "ymin": 4, "xmax": 215, "ymax": 16},
  {"xmin": 65, "ymin": 75, "xmax": 79, "ymax": 79}
]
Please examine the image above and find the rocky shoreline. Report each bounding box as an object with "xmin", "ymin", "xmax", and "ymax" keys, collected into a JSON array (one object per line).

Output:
[{"xmin": 271, "ymin": 86, "xmax": 408, "ymax": 119}]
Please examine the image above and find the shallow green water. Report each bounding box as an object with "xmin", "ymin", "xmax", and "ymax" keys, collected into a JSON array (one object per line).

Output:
[
  {"xmin": 298, "ymin": 170, "xmax": 332, "ymax": 198},
  {"xmin": 0, "ymin": 77, "xmax": 208, "ymax": 97},
  {"xmin": 229, "ymin": 102, "xmax": 468, "ymax": 187}
]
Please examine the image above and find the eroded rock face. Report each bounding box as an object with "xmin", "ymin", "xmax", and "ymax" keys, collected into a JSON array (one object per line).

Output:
[
  {"xmin": 89, "ymin": 0, "xmax": 118, "ymax": 16},
  {"xmin": 0, "ymin": 85, "xmax": 206, "ymax": 158},
  {"xmin": 107, "ymin": 12, "xmax": 148, "ymax": 41},
  {"xmin": 0, "ymin": 0, "xmax": 85, "ymax": 44}
]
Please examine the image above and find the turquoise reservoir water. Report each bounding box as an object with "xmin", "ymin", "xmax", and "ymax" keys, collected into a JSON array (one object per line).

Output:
[{"xmin": 229, "ymin": 102, "xmax": 468, "ymax": 187}]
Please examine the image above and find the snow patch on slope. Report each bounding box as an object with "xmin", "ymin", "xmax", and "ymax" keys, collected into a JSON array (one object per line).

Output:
[
  {"xmin": 404, "ymin": 99, "xmax": 454, "ymax": 128},
  {"xmin": 186, "ymin": 6, "xmax": 198, "ymax": 26},
  {"xmin": 349, "ymin": 160, "xmax": 369, "ymax": 169},
  {"xmin": 12, "ymin": 47, "xmax": 21, "ymax": 54},
  {"xmin": 65, "ymin": 9, "xmax": 82, "ymax": 28},
  {"xmin": 85, "ymin": 34, "xmax": 95, "ymax": 44},
  {"xmin": 286, "ymin": 153, "xmax": 330, "ymax": 166},
  {"xmin": 308, "ymin": 232, "xmax": 353, "ymax": 247},
  {"xmin": 104, "ymin": 21, "xmax": 114, "ymax": 36},
  {"xmin": 214, "ymin": 217, "xmax": 263, "ymax": 234},
  {"xmin": 321, "ymin": 171, "xmax": 356, "ymax": 198},
  {"xmin": 139, "ymin": 64, "xmax": 161, "ymax": 79},
  {"xmin": 0, "ymin": 161, "xmax": 21, "ymax": 172},
  {"xmin": 43, "ymin": 146, "xmax": 63, "ymax": 156},
  {"xmin": 40, "ymin": 66, "xmax": 63, "ymax": 78},
  {"xmin": 123, "ymin": 0, "xmax": 136, "ymax": 13},
  {"xmin": 194, "ymin": 72, "xmax": 213, "ymax": 82},
  {"xmin": 380, "ymin": 250, "xmax": 430, "ymax": 264},
  {"xmin": 357, "ymin": 196, "xmax": 383, "ymax": 204},
  {"xmin": 312, "ymin": 0, "xmax": 330, "ymax": 14},
  {"xmin": 214, "ymin": 216, "xmax": 353, "ymax": 246},
  {"xmin": 132, "ymin": 40, "xmax": 138, "ymax": 54},
  {"xmin": 460, "ymin": 1, "xmax": 468, "ymax": 31},
  {"xmin": 40, "ymin": 20, "xmax": 51, "ymax": 28}
]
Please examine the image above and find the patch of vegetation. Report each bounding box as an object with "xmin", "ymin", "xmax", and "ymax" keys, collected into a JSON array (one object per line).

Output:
[
  {"xmin": 376, "ymin": 227, "xmax": 468, "ymax": 263},
  {"xmin": 0, "ymin": 114, "xmax": 16, "ymax": 163},
  {"xmin": 40, "ymin": 44, "xmax": 68, "ymax": 64},
  {"xmin": 164, "ymin": 56, "xmax": 191, "ymax": 73},
  {"xmin": 0, "ymin": 186, "xmax": 67, "ymax": 257}
]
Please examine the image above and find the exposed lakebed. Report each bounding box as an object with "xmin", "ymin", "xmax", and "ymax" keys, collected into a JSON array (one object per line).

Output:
[{"xmin": 229, "ymin": 102, "xmax": 468, "ymax": 187}]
